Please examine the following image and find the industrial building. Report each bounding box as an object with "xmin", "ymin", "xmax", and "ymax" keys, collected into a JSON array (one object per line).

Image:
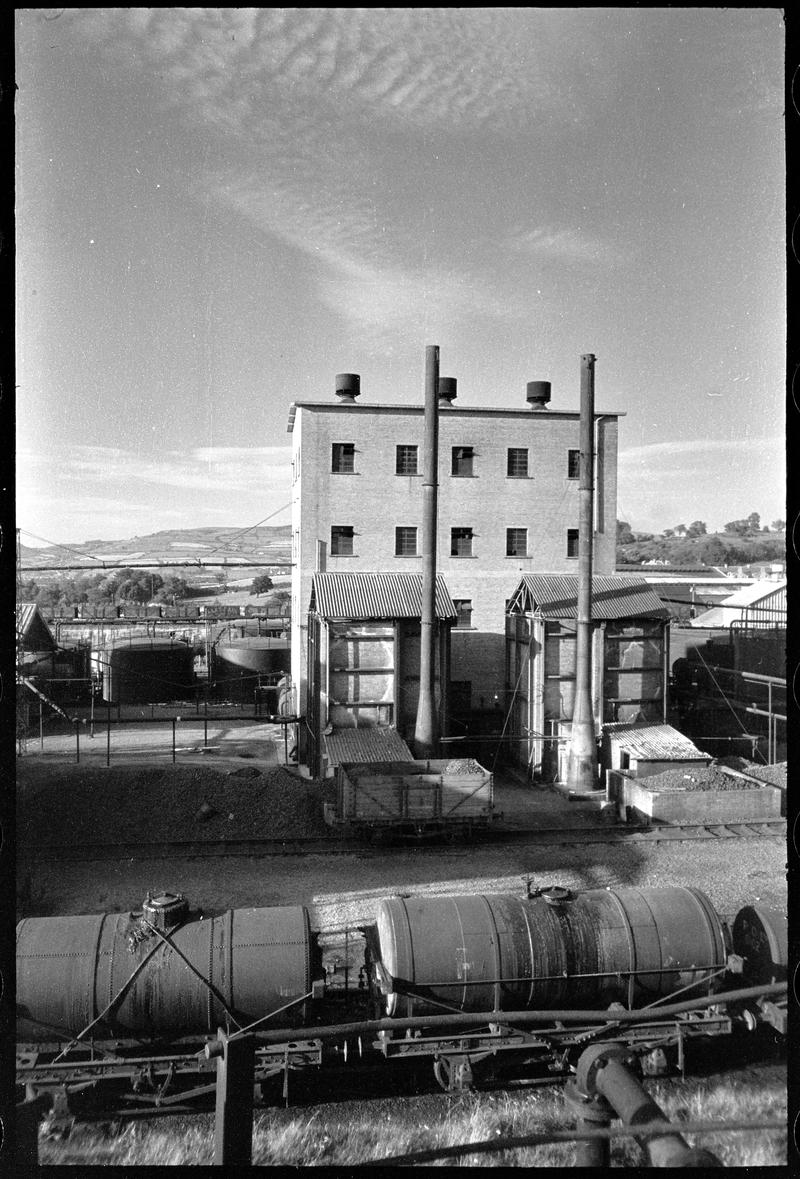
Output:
[{"xmin": 287, "ymin": 375, "xmax": 622, "ymax": 733}]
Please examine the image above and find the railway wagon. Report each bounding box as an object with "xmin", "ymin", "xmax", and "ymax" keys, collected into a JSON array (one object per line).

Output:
[
  {"xmin": 16, "ymin": 887, "xmax": 787, "ymax": 1111},
  {"xmin": 330, "ymin": 758, "xmax": 493, "ymax": 837}
]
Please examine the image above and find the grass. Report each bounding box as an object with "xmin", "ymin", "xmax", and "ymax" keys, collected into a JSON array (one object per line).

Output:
[{"xmin": 38, "ymin": 1068, "xmax": 787, "ymax": 1167}]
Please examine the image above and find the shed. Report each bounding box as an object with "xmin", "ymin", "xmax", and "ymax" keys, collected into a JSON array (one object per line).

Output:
[
  {"xmin": 16, "ymin": 603, "xmax": 57, "ymax": 654},
  {"xmin": 505, "ymin": 574, "xmax": 670, "ymax": 781},
  {"xmin": 305, "ymin": 572, "xmax": 456, "ymax": 776},
  {"xmin": 602, "ymin": 721, "xmax": 710, "ymax": 778}
]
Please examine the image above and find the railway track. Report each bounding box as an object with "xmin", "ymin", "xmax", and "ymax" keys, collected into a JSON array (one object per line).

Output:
[{"xmin": 18, "ymin": 818, "xmax": 786, "ymax": 861}]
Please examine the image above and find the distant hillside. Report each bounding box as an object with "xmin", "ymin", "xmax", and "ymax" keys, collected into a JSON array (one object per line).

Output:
[{"xmin": 19, "ymin": 526, "xmax": 292, "ymax": 572}]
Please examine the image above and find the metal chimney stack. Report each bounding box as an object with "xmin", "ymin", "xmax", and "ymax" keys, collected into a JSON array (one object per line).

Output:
[
  {"xmin": 414, "ymin": 346, "xmax": 440, "ymax": 758},
  {"xmin": 565, "ymin": 353, "xmax": 599, "ymax": 790}
]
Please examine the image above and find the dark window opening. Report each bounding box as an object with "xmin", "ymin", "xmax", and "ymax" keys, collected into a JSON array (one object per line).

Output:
[
  {"xmin": 331, "ymin": 526, "xmax": 355, "ymax": 556},
  {"xmin": 507, "ymin": 448, "xmax": 528, "ymax": 477},
  {"xmin": 396, "ymin": 445, "xmax": 419, "ymax": 475},
  {"xmin": 506, "ymin": 527, "xmax": 528, "ymax": 557},
  {"xmin": 451, "ymin": 446, "xmax": 475, "ymax": 477},
  {"xmin": 332, "ymin": 443, "xmax": 355, "ymax": 473},
  {"xmin": 453, "ymin": 600, "xmax": 473, "ymax": 629},
  {"xmin": 395, "ymin": 526, "xmax": 418, "ymax": 556},
  {"xmin": 568, "ymin": 449, "xmax": 580, "ymax": 479},
  {"xmin": 567, "ymin": 528, "xmax": 579, "ymax": 558},
  {"xmin": 451, "ymin": 527, "xmax": 474, "ymax": 557}
]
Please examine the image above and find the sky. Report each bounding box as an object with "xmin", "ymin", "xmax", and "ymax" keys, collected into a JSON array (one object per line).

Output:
[{"xmin": 15, "ymin": 8, "xmax": 786, "ymax": 547}]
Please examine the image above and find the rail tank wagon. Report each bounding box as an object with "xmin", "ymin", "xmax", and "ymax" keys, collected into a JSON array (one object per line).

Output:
[
  {"xmin": 372, "ymin": 886, "xmax": 730, "ymax": 1017},
  {"xmin": 16, "ymin": 898, "xmax": 318, "ymax": 1039}
]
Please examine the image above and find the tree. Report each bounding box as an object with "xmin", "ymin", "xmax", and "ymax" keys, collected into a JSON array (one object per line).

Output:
[
  {"xmin": 724, "ymin": 519, "xmax": 750, "ymax": 538},
  {"xmin": 156, "ymin": 575, "xmax": 189, "ymax": 603},
  {"xmin": 746, "ymin": 512, "xmax": 761, "ymax": 532},
  {"xmin": 771, "ymin": 519, "xmax": 786, "ymax": 532},
  {"xmin": 686, "ymin": 521, "xmax": 707, "ymax": 538},
  {"xmin": 673, "ymin": 524, "xmax": 688, "ymax": 536},
  {"xmin": 662, "ymin": 528, "xmax": 674, "ymax": 538},
  {"xmin": 616, "ymin": 520, "xmax": 635, "ymax": 545},
  {"xmin": 250, "ymin": 573, "xmax": 274, "ymax": 596}
]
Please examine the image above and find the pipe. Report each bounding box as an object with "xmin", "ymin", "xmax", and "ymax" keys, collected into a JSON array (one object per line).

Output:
[
  {"xmin": 566, "ymin": 353, "xmax": 598, "ymax": 791},
  {"xmin": 235, "ymin": 981, "xmax": 786, "ymax": 1046},
  {"xmin": 576, "ymin": 1045, "xmax": 721, "ymax": 1167},
  {"xmin": 414, "ymin": 345, "xmax": 440, "ymax": 758}
]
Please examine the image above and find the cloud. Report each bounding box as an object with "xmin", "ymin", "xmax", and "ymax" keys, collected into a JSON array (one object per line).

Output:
[
  {"xmin": 505, "ymin": 226, "xmax": 619, "ymax": 265},
  {"xmin": 21, "ymin": 445, "xmax": 292, "ymax": 497},
  {"xmin": 619, "ymin": 436, "xmax": 784, "ymax": 464}
]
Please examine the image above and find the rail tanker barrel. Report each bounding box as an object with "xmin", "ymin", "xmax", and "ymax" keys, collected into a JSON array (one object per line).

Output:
[
  {"xmin": 16, "ymin": 901, "xmax": 318, "ymax": 1039},
  {"xmin": 731, "ymin": 905, "xmax": 787, "ymax": 986},
  {"xmin": 374, "ymin": 886, "xmax": 729, "ymax": 1017}
]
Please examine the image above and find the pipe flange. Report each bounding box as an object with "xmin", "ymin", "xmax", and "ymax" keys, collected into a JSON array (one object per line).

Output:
[
  {"xmin": 563, "ymin": 1080, "xmax": 612, "ymax": 1123},
  {"xmin": 575, "ymin": 1042, "xmax": 632, "ymax": 1097}
]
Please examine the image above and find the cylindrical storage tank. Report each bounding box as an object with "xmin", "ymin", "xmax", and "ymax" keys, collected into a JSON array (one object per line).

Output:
[
  {"xmin": 212, "ymin": 637, "xmax": 291, "ymax": 703},
  {"xmin": 374, "ymin": 887, "xmax": 728, "ymax": 1017},
  {"xmin": 16, "ymin": 905, "xmax": 316, "ymax": 1039},
  {"xmin": 98, "ymin": 637, "xmax": 194, "ymax": 704}
]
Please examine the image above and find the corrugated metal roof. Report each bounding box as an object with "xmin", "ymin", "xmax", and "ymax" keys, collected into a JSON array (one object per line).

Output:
[
  {"xmin": 508, "ymin": 574, "xmax": 670, "ymax": 620},
  {"xmin": 603, "ymin": 722, "xmax": 708, "ymax": 761},
  {"xmin": 310, "ymin": 572, "xmax": 457, "ymax": 620},
  {"xmin": 15, "ymin": 602, "xmax": 57, "ymax": 649},
  {"xmin": 325, "ymin": 727, "xmax": 415, "ymax": 768}
]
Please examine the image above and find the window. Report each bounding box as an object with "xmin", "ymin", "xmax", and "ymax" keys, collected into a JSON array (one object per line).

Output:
[
  {"xmin": 567, "ymin": 528, "xmax": 579, "ymax": 558},
  {"xmin": 567, "ymin": 449, "xmax": 580, "ymax": 479},
  {"xmin": 396, "ymin": 445, "xmax": 419, "ymax": 475},
  {"xmin": 332, "ymin": 443, "xmax": 355, "ymax": 473},
  {"xmin": 451, "ymin": 446, "xmax": 475, "ymax": 476},
  {"xmin": 453, "ymin": 600, "xmax": 473, "ymax": 629},
  {"xmin": 395, "ymin": 526, "xmax": 418, "ymax": 556},
  {"xmin": 506, "ymin": 527, "xmax": 528, "ymax": 557},
  {"xmin": 507, "ymin": 447, "xmax": 528, "ymax": 477},
  {"xmin": 331, "ymin": 526, "xmax": 355, "ymax": 556},
  {"xmin": 451, "ymin": 527, "xmax": 474, "ymax": 557}
]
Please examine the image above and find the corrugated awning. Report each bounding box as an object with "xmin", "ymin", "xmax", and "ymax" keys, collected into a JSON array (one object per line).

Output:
[
  {"xmin": 310, "ymin": 572, "xmax": 457, "ymax": 621},
  {"xmin": 324, "ymin": 727, "xmax": 415, "ymax": 768},
  {"xmin": 603, "ymin": 722, "xmax": 708, "ymax": 761},
  {"xmin": 507, "ymin": 574, "xmax": 670, "ymax": 620}
]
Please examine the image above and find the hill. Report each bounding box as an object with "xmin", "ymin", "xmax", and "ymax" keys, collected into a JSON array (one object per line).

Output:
[{"xmin": 19, "ymin": 525, "xmax": 292, "ymax": 573}]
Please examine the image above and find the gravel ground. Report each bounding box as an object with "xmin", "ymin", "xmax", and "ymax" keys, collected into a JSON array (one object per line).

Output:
[
  {"xmin": 16, "ymin": 752, "xmax": 788, "ymax": 933},
  {"xmin": 17, "ymin": 762, "xmax": 336, "ymax": 844}
]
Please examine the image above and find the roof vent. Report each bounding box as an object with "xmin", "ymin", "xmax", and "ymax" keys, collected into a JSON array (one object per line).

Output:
[
  {"xmin": 438, "ymin": 377, "xmax": 457, "ymax": 406},
  {"xmin": 526, "ymin": 381, "xmax": 551, "ymax": 410},
  {"xmin": 335, "ymin": 373, "xmax": 361, "ymax": 403}
]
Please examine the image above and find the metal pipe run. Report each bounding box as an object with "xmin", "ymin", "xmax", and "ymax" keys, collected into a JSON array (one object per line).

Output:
[
  {"xmin": 414, "ymin": 344, "xmax": 440, "ymax": 759},
  {"xmin": 575, "ymin": 1043, "xmax": 722, "ymax": 1167},
  {"xmin": 229, "ymin": 981, "xmax": 785, "ymax": 1047}
]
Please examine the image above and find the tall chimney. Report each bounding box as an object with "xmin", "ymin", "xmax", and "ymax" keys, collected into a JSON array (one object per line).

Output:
[
  {"xmin": 414, "ymin": 345, "xmax": 440, "ymax": 758},
  {"xmin": 565, "ymin": 354, "xmax": 599, "ymax": 790},
  {"xmin": 335, "ymin": 373, "xmax": 361, "ymax": 403}
]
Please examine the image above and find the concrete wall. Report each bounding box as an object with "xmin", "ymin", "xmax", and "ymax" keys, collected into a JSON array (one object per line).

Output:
[{"xmin": 290, "ymin": 401, "xmax": 620, "ymax": 714}]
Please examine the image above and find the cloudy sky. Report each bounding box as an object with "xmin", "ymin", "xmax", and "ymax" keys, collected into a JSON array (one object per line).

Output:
[{"xmin": 16, "ymin": 8, "xmax": 785, "ymax": 546}]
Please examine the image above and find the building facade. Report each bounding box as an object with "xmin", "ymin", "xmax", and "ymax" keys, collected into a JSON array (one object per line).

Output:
[{"xmin": 288, "ymin": 383, "xmax": 622, "ymax": 722}]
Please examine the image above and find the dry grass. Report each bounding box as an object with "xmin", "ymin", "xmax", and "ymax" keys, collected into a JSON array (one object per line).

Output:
[{"xmin": 37, "ymin": 1069, "xmax": 787, "ymax": 1167}]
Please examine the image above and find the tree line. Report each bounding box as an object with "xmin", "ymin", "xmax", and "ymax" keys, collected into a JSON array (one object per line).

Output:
[
  {"xmin": 19, "ymin": 569, "xmax": 276, "ymax": 609},
  {"xmin": 617, "ymin": 514, "xmax": 785, "ymax": 566}
]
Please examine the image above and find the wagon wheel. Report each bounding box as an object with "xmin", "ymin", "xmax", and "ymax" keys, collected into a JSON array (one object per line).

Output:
[{"xmin": 433, "ymin": 1054, "xmax": 475, "ymax": 1092}]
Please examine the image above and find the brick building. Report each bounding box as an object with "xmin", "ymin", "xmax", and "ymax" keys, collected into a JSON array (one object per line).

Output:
[{"xmin": 287, "ymin": 378, "xmax": 622, "ymax": 725}]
